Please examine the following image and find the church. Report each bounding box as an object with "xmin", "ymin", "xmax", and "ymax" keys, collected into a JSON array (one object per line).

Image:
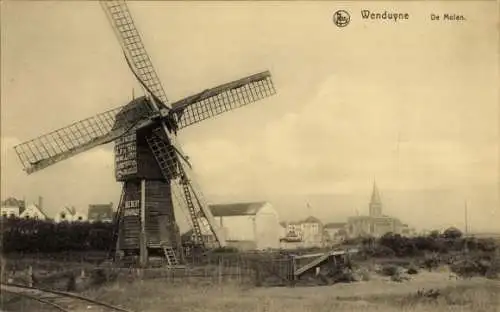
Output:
[{"xmin": 346, "ymin": 182, "xmax": 413, "ymax": 238}]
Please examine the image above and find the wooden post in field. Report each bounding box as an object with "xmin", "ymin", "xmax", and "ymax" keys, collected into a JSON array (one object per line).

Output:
[
  {"xmin": 236, "ymin": 258, "xmax": 241, "ymax": 284},
  {"xmin": 290, "ymin": 256, "xmax": 296, "ymax": 287},
  {"xmin": 255, "ymin": 262, "xmax": 262, "ymax": 287},
  {"xmin": 28, "ymin": 266, "xmax": 33, "ymax": 287},
  {"xmin": 218, "ymin": 257, "xmax": 223, "ymax": 285}
]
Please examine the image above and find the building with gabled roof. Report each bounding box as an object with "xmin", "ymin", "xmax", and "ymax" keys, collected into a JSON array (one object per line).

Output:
[
  {"xmin": 54, "ymin": 206, "xmax": 87, "ymax": 223},
  {"xmin": 281, "ymin": 215, "xmax": 326, "ymax": 247},
  {"xmin": 298, "ymin": 215, "xmax": 324, "ymax": 247},
  {"xmin": 193, "ymin": 201, "xmax": 280, "ymax": 250},
  {"xmin": 301, "ymin": 216, "xmax": 322, "ymax": 224},
  {"xmin": 1, "ymin": 197, "xmax": 26, "ymax": 210},
  {"xmin": 1, "ymin": 197, "xmax": 26, "ymax": 219},
  {"xmin": 1, "ymin": 206, "xmax": 20, "ymax": 219},
  {"xmin": 20, "ymin": 203, "xmax": 49, "ymax": 220}
]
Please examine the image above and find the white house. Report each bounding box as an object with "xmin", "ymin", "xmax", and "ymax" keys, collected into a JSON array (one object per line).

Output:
[
  {"xmin": 281, "ymin": 216, "xmax": 325, "ymax": 248},
  {"xmin": 299, "ymin": 216, "xmax": 324, "ymax": 247},
  {"xmin": 1, "ymin": 197, "xmax": 25, "ymax": 218},
  {"xmin": 1, "ymin": 206, "xmax": 20, "ymax": 218},
  {"xmin": 20, "ymin": 203, "xmax": 48, "ymax": 220},
  {"xmin": 54, "ymin": 206, "xmax": 87, "ymax": 223},
  {"xmin": 195, "ymin": 201, "xmax": 281, "ymax": 250}
]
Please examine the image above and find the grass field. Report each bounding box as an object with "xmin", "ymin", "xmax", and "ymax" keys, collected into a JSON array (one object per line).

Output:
[
  {"xmin": 2, "ymin": 243, "xmax": 500, "ymax": 312},
  {"xmin": 2, "ymin": 264, "xmax": 499, "ymax": 312},
  {"xmin": 81, "ymin": 271, "xmax": 499, "ymax": 312}
]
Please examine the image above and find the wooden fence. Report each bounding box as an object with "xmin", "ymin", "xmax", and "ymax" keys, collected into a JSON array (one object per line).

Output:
[{"xmin": 3, "ymin": 249, "xmax": 357, "ymax": 288}]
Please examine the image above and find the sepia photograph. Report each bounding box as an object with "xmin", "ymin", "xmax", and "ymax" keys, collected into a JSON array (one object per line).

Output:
[{"xmin": 1, "ymin": 1, "xmax": 498, "ymax": 311}]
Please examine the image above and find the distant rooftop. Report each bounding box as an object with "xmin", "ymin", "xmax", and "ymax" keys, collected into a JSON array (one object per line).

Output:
[
  {"xmin": 301, "ymin": 216, "xmax": 322, "ymax": 224},
  {"xmin": 209, "ymin": 202, "xmax": 268, "ymax": 217},
  {"xmin": 324, "ymin": 222, "xmax": 346, "ymax": 229}
]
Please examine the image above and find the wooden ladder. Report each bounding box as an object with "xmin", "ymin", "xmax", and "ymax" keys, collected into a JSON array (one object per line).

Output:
[
  {"xmin": 146, "ymin": 128, "xmax": 204, "ymax": 245},
  {"xmin": 162, "ymin": 244, "xmax": 179, "ymax": 266}
]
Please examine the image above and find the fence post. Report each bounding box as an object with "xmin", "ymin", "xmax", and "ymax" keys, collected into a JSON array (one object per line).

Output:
[
  {"xmin": 255, "ymin": 262, "xmax": 262, "ymax": 287},
  {"xmin": 218, "ymin": 257, "xmax": 223, "ymax": 286},
  {"xmin": 236, "ymin": 258, "xmax": 241, "ymax": 284},
  {"xmin": 290, "ymin": 256, "xmax": 296, "ymax": 287},
  {"xmin": 28, "ymin": 265, "xmax": 33, "ymax": 287}
]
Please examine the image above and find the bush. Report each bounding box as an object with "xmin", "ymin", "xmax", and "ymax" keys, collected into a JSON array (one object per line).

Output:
[
  {"xmin": 407, "ymin": 265, "xmax": 419, "ymax": 275},
  {"xmin": 423, "ymin": 254, "xmax": 440, "ymax": 271},
  {"xmin": 361, "ymin": 244, "xmax": 396, "ymax": 258},
  {"xmin": 477, "ymin": 238, "xmax": 497, "ymax": 252},
  {"xmin": 378, "ymin": 233, "xmax": 420, "ymax": 257},
  {"xmin": 443, "ymin": 227, "xmax": 463, "ymax": 240},
  {"xmin": 1, "ymin": 218, "xmax": 115, "ymax": 253},
  {"xmin": 449, "ymin": 253, "xmax": 500, "ymax": 279},
  {"xmin": 356, "ymin": 268, "xmax": 371, "ymax": 281},
  {"xmin": 381, "ymin": 264, "xmax": 400, "ymax": 277}
]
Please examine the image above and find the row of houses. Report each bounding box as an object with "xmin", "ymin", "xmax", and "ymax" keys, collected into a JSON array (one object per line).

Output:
[
  {"xmin": 278, "ymin": 182, "xmax": 416, "ymax": 248},
  {"xmin": 0, "ymin": 197, "xmax": 114, "ymax": 223},
  {"xmin": 1, "ymin": 182, "xmax": 415, "ymax": 251},
  {"xmin": 280, "ymin": 218, "xmax": 347, "ymax": 247}
]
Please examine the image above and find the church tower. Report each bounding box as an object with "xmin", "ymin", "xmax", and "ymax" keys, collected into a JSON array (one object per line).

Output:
[{"xmin": 369, "ymin": 181, "xmax": 382, "ymax": 217}]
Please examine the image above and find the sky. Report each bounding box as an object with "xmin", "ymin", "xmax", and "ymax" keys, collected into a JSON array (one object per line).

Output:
[{"xmin": 1, "ymin": 1, "xmax": 498, "ymax": 233}]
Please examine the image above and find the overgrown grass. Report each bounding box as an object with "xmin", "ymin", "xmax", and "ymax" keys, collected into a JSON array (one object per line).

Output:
[
  {"xmin": 377, "ymin": 283, "xmax": 500, "ymax": 312},
  {"xmin": 82, "ymin": 276, "xmax": 500, "ymax": 312}
]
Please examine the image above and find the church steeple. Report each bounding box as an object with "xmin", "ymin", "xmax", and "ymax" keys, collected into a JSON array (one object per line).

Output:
[{"xmin": 369, "ymin": 181, "xmax": 382, "ymax": 217}]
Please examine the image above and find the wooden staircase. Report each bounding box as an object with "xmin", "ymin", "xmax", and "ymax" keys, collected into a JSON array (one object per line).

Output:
[
  {"xmin": 294, "ymin": 248, "xmax": 359, "ymax": 277},
  {"xmin": 162, "ymin": 244, "xmax": 179, "ymax": 266}
]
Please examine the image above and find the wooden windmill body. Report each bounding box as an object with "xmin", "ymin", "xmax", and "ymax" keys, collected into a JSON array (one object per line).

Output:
[{"xmin": 13, "ymin": 1, "xmax": 276, "ymax": 267}]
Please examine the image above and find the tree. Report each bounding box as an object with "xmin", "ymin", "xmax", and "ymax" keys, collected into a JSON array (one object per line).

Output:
[
  {"xmin": 429, "ymin": 230, "xmax": 440, "ymax": 239},
  {"xmin": 443, "ymin": 227, "xmax": 463, "ymax": 240}
]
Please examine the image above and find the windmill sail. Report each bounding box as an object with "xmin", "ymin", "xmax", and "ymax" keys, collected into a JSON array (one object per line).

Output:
[
  {"xmin": 100, "ymin": 0, "xmax": 169, "ymax": 109},
  {"xmin": 14, "ymin": 105, "xmax": 154, "ymax": 174},
  {"xmin": 172, "ymin": 71, "xmax": 276, "ymax": 130}
]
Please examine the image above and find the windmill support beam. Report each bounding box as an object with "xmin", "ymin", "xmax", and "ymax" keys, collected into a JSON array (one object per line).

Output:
[{"xmin": 139, "ymin": 179, "xmax": 148, "ymax": 267}]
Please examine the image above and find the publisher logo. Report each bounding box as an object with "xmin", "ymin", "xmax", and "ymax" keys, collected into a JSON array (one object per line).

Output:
[{"xmin": 333, "ymin": 10, "xmax": 351, "ymax": 27}]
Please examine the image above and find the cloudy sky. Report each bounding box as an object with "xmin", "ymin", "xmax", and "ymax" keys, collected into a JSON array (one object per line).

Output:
[{"xmin": 1, "ymin": 1, "xmax": 498, "ymax": 233}]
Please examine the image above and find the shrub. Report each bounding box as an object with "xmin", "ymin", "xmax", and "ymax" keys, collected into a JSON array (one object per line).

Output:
[
  {"xmin": 381, "ymin": 264, "xmax": 400, "ymax": 277},
  {"xmin": 450, "ymin": 257, "xmax": 493, "ymax": 278},
  {"xmin": 407, "ymin": 265, "xmax": 419, "ymax": 275},
  {"xmin": 423, "ymin": 254, "xmax": 440, "ymax": 271},
  {"xmin": 1, "ymin": 218, "xmax": 115, "ymax": 253},
  {"xmin": 477, "ymin": 238, "xmax": 497, "ymax": 252},
  {"xmin": 356, "ymin": 268, "xmax": 371, "ymax": 281},
  {"xmin": 443, "ymin": 227, "xmax": 463, "ymax": 240}
]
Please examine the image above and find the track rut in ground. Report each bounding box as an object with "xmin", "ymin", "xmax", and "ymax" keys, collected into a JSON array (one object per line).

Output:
[{"xmin": 1, "ymin": 283, "xmax": 135, "ymax": 312}]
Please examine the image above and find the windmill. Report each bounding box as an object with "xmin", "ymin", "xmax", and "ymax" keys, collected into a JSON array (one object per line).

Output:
[{"xmin": 13, "ymin": 1, "xmax": 276, "ymax": 267}]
